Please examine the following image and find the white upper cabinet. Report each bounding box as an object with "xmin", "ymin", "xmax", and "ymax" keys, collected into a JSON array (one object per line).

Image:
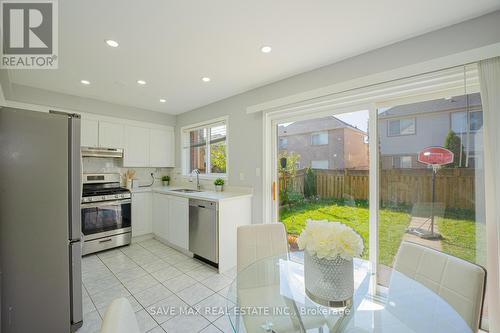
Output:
[
  {"xmin": 123, "ymin": 125, "xmax": 150, "ymax": 167},
  {"xmin": 99, "ymin": 121, "xmax": 124, "ymax": 148},
  {"xmin": 81, "ymin": 119, "xmax": 99, "ymax": 147},
  {"xmin": 149, "ymin": 128, "xmax": 175, "ymax": 167},
  {"xmin": 79, "ymin": 113, "xmax": 174, "ymax": 167}
]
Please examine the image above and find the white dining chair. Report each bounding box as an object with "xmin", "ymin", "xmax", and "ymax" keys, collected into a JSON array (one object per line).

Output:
[
  {"xmin": 237, "ymin": 223, "xmax": 289, "ymax": 271},
  {"xmin": 392, "ymin": 241, "xmax": 486, "ymax": 331},
  {"xmin": 100, "ymin": 298, "xmax": 140, "ymax": 333}
]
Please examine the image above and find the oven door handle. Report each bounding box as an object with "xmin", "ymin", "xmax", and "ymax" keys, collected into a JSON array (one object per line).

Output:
[{"xmin": 81, "ymin": 199, "xmax": 131, "ymax": 208}]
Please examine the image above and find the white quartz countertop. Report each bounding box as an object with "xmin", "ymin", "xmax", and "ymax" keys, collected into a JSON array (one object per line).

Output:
[{"xmin": 130, "ymin": 186, "xmax": 252, "ymax": 202}]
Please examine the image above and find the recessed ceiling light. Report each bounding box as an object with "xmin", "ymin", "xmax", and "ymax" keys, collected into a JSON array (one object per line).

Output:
[
  {"xmin": 261, "ymin": 46, "xmax": 272, "ymax": 53},
  {"xmin": 105, "ymin": 39, "xmax": 119, "ymax": 48},
  {"xmin": 137, "ymin": 80, "xmax": 146, "ymax": 85},
  {"xmin": 159, "ymin": 98, "xmax": 166, "ymax": 103},
  {"xmin": 80, "ymin": 80, "xmax": 90, "ymax": 85},
  {"xmin": 201, "ymin": 77, "xmax": 211, "ymax": 83}
]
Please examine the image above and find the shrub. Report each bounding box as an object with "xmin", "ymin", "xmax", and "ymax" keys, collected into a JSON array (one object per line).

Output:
[{"xmin": 303, "ymin": 168, "xmax": 316, "ymax": 198}]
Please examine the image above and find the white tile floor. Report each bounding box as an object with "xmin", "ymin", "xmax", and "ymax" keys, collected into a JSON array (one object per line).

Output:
[{"xmin": 78, "ymin": 237, "xmax": 236, "ymax": 333}]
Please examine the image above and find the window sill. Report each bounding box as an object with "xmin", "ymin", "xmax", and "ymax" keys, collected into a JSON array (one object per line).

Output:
[{"xmin": 181, "ymin": 174, "xmax": 228, "ymax": 180}]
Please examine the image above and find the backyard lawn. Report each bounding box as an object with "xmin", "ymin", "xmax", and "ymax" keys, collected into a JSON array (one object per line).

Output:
[
  {"xmin": 280, "ymin": 199, "xmax": 482, "ymax": 267},
  {"xmin": 280, "ymin": 199, "xmax": 411, "ymax": 266},
  {"xmin": 437, "ymin": 210, "xmax": 486, "ymax": 265}
]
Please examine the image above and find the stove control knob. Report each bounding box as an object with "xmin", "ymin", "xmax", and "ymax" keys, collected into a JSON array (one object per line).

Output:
[
  {"xmin": 120, "ymin": 194, "xmax": 124, "ymax": 198},
  {"xmin": 101, "ymin": 196, "xmax": 106, "ymax": 201}
]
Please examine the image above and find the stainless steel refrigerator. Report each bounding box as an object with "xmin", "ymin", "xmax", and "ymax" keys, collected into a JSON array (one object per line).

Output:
[{"xmin": 0, "ymin": 108, "xmax": 83, "ymax": 332}]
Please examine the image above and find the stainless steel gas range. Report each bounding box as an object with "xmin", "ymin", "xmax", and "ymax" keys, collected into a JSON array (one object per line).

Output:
[{"xmin": 81, "ymin": 173, "xmax": 131, "ymax": 255}]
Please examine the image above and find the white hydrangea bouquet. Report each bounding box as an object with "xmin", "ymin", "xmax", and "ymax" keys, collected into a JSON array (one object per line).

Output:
[{"xmin": 298, "ymin": 220, "xmax": 364, "ymax": 307}]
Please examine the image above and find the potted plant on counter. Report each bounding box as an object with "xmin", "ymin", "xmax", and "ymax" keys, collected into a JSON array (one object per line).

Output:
[
  {"xmin": 214, "ymin": 178, "xmax": 224, "ymax": 192},
  {"xmin": 161, "ymin": 175, "xmax": 170, "ymax": 187}
]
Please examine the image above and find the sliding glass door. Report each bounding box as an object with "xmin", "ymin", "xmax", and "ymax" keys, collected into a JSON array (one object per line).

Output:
[
  {"xmin": 266, "ymin": 63, "xmax": 488, "ymax": 328},
  {"xmin": 377, "ymin": 92, "xmax": 486, "ymax": 283},
  {"xmin": 275, "ymin": 110, "xmax": 371, "ymax": 261},
  {"xmin": 376, "ymin": 91, "xmax": 488, "ymax": 326}
]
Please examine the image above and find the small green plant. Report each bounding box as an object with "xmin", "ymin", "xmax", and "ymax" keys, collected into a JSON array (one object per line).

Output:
[
  {"xmin": 287, "ymin": 191, "xmax": 305, "ymax": 205},
  {"xmin": 214, "ymin": 178, "xmax": 225, "ymax": 186},
  {"xmin": 161, "ymin": 175, "xmax": 170, "ymax": 182}
]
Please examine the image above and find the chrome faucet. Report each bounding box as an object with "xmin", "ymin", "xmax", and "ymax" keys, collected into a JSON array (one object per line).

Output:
[{"xmin": 191, "ymin": 169, "xmax": 201, "ymax": 190}]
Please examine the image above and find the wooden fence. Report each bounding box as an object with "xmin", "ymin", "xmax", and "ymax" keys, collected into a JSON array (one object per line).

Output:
[{"xmin": 279, "ymin": 168, "xmax": 476, "ymax": 209}]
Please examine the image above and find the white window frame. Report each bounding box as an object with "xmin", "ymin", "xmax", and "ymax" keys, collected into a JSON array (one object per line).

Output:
[
  {"xmin": 279, "ymin": 137, "xmax": 288, "ymax": 149},
  {"xmin": 311, "ymin": 131, "xmax": 328, "ymax": 145},
  {"xmin": 451, "ymin": 110, "xmax": 483, "ymax": 133},
  {"xmin": 311, "ymin": 160, "xmax": 329, "ymax": 169},
  {"xmin": 387, "ymin": 117, "xmax": 416, "ymax": 136},
  {"xmin": 263, "ymin": 63, "xmax": 482, "ymax": 297},
  {"xmin": 399, "ymin": 156, "xmax": 412, "ymax": 168},
  {"xmin": 181, "ymin": 116, "xmax": 229, "ymax": 179}
]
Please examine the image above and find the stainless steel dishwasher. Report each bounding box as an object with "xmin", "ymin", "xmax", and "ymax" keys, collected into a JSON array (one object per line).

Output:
[{"xmin": 189, "ymin": 199, "xmax": 218, "ymax": 265}]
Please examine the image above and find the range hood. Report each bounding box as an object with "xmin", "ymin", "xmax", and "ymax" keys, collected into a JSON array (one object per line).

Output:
[{"xmin": 81, "ymin": 147, "xmax": 123, "ymax": 158}]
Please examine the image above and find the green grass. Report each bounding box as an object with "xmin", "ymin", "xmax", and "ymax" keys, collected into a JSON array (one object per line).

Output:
[
  {"xmin": 280, "ymin": 199, "xmax": 411, "ymax": 266},
  {"xmin": 437, "ymin": 209, "xmax": 486, "ymax": 266},
  {"xmin": 280, "ymin": 200, "xmax": 483, "ymax": 267}
]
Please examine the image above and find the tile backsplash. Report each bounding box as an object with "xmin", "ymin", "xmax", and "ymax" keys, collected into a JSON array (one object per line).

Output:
[{"xmin": 82, "ymin": 157, "xmax": 172, "ymax": 186}]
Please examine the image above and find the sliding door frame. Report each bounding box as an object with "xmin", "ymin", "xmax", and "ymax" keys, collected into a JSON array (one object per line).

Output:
[{"xmin": 263, "ymin": 102, "xmax": 380, "ymax": 284}]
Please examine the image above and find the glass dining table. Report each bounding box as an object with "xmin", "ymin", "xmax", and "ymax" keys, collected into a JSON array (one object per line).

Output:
[{"xmin": 226, "ymin": 252, "xmax": 471, "ymax": 333}]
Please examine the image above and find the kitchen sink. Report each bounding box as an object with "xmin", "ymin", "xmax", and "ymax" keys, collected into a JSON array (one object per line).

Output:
[{"xmin": 170, "ymin": 189, "xmax": 202, "ymax": 193}]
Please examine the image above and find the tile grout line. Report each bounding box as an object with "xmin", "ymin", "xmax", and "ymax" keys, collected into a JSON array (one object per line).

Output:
[{"xmin": 84, "ymin": 238, "xmax": 233, "ymax": 332}]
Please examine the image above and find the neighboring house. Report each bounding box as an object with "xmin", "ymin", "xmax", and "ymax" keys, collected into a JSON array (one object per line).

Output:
[
  {"xmin": 278, "ymin": 116, "xmax": 369, "ymax": 170},
  {"xmin": 378, "ymin": 93, "xmax": 483, "ymax": 169}
]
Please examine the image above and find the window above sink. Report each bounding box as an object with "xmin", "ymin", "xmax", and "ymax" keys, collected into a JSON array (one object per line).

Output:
[{"xmin": 181, "ymin": 116, "xmax": 228, "ymax": 179}]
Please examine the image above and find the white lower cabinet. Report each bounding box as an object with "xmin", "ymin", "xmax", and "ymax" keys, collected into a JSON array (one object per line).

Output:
[
  {"xmin": 152, "ymin": 193, "xmax": 170, "ymax": 241},
  {"xmin": 168, "ymin": 196, "xmax": 189, "ymax": 250},
  {"xmin": 144, "ymin": 191, "xmax": 253, "ymax": 272},
  {"xmin": 132, "ymin": 192, "xmax": 152, "ymax": 236},
  {"xmin": 152, "ymin": 193, "xmax": 189, "ymax": 251}
]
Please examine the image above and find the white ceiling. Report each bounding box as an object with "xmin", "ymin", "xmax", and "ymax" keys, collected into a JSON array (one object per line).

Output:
[{"xmin": 8, "ymin": 0, "xmax": 500, "ymax": 115}]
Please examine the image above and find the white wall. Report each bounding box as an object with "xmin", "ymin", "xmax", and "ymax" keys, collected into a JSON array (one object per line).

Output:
[{"xmin": 175, "ymin": 10, "xmax": 500, "ymax": 223}]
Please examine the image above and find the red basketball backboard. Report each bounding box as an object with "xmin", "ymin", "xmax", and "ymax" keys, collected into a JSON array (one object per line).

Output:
[{"xmin": 418, "ymin": 147, "xmax": 454, "ymax": 165}]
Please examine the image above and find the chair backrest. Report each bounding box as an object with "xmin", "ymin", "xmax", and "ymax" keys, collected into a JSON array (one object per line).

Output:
[
  {"xmin": 237, "ymin": 223, "xmax": 288, "ymax": 271},
  {"xmin": 392, "ymin": 241, "xmax": 486, "ymax": 331},
  {"xmin": 100, "ymin": 298, "xmax": 140, "ymax": 333}
]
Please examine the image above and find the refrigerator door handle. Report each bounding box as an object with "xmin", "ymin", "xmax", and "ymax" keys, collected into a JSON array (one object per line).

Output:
[
  {"xmin": 68, "ymin": 115, "xmax": 82, "ymax": 241},
  {"xmin": 70, "ymin": 241, "xmax": 83, "ymax": 331}
]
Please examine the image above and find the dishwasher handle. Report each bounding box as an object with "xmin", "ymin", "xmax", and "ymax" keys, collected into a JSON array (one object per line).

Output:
[{"xmin": 189, "ymin": 199, "xmax": 218, "ymax": 210}]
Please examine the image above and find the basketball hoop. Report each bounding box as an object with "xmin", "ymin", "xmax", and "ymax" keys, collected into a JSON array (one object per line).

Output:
[{"xmin": 407, "ymin": 147, "xmax": 454, "ymax": 240}]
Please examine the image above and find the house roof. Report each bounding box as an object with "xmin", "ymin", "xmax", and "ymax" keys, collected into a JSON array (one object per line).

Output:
[
  {"xmin": 278, "ymin": 116, "xmax": 366, "ymax": 136},
  {"xmin": 378, "ymin": 93, "xmax": 482, "ymax": 118}
]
